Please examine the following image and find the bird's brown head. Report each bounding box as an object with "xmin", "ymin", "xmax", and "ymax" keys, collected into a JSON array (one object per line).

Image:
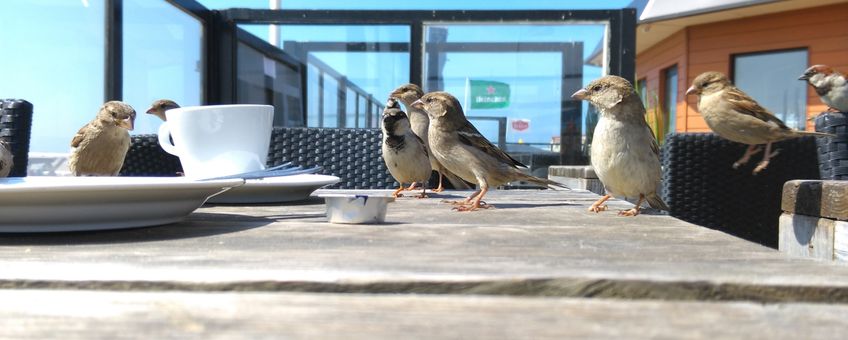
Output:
[
  {"xmin": 146, "ymin": 99, "xmax": 180, "ymax": 121},
  {"xmin": 382, "ymin": 97, "xmax": 410, "ymax": 135},
  {"xmin": 799, "ymin": 64, "xmax": 835, "ymax": 81},
  {"xmin": 99, "ymin": 101, "xmax": 136, "ymax": 131},
  {"xmin": 411, "ymin": 91, "xmax": 463, "ymax": 122},
  {"xmin": 571, "ymin": 75, "xmax": 636, "ymax": 111},
  {"xmin": 686, "ymin": 71, "xmax": 730, "ymax": 97},
  {"xmin": 389, "ymin": 83, "xmax": 424, "ymax": 106}
]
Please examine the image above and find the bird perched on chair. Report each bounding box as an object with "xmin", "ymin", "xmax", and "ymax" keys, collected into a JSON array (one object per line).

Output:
[
  {"xmin": 412, "ymin": 92, "xmax": 567, "ymax": 211},
  {"xmin": 799, "ymin": 65, "xmax": 848, "ymax": 113},
  {"xmin": 69, "ymin": 101, "xmax": 136, "ymax": 176},
  {"xmin": 390, "ymin": 83, "xmax": 471, "ymax": 192},
  {"xmin": 572, "ymin": 76, "xmax": 668, "ymax": 216},
  {"xmin": 381, "ymin": 97, "xmax": 432, "ymax": 198},
  {"xmin": 687, "ymin": 71, "xmax": 834, "ymax": 174},
  {"xmin": 145, "ymin": 99, "xmax": 180, "ymax": 121},
  {"xmin": 0, "ymin": 140, "xmax": 12, "ymax": 177}
]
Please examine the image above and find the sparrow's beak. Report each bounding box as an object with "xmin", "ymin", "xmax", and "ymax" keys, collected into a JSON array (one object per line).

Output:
[
  {"xmin": 685, "ymin": 85, "xmax": 698, "ymax": 96},
  {"xmin": 117, "ymin": 114, "xmax": 135, "ymax": 131},
  {"xmin": 145, "ymin": 107, "xmax": 155, "ymax": 114},
  {"xmin": 571, "ymin": 89, "xmax": 589, "ymax": 100},
  {"xmin": 411, "ymin": 99, "xmax": 424, "ymax": 109},
  {"xmin": 389, "ymin": 90, "xmax": 401, "ymax": 98},
  {"xmin": 798, "ymin": 74, "xmax": 809, "ymax": 81}
]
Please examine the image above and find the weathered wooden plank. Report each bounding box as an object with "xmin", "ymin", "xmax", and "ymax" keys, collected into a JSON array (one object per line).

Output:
[
  {"xmin": 836, "ymin": 221, "xmax": 848, "ymax": 262},
  {"xmin": 778, "ymin": 213, "xmax": 834, "ymax": 261},
  {"xmin": 782, "ymin": 180, "xmax": 848, "ymax": 221},
  {"xmin": 2, "ymin": 290, "xmax": 848, "ymax": 340}
]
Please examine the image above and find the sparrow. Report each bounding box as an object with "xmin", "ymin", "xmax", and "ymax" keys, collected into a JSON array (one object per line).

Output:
[
  {"xmin": 389, "ymin": 83, "xmax": 471, "ymax": 192},
  {"xmin": 572, "ymin": 76, "xmax": 669, "ymax": 216},
  {"xmin": 799, "ymin": 65, "xmax": 848, "ymax": 113},
  {"xmin": 0, "ymin": 140, "xmax": 12, "ymax": 177},
  {"xmin": 69, "ymin": 101, "xmax": 137, "ymax": 176},
  {"xmin": 145, "ymin": 99, "xmax": 180, "ymax": 121},
  {"xmin": 381, "ymin": 97, "xmax": 432, "ymax": 198},
  {"xmin": 687, "ymin": 71, "xmax": 833, "ymax": 174},
  {"xmin": 412, "ymin": 92, "xmax": 567, "ymax": 211}
]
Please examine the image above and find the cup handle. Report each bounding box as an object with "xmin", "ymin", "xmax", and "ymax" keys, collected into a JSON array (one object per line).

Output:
[{"xmin": 157, "ymin": 123, "xmax": 179, "ymax": 156}]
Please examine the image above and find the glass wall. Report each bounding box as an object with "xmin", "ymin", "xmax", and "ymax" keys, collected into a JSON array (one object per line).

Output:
[
  {"xmin": 663, "ymin": 65, "xmax": 678, "ymax": 136},
  {"xmin": 239, "ymin": 24, "xmax": 409, "ymax": 128},
  {"xmin": 423, "ymin": 24, "xmax": 606, "ymax": 157},
  {"xmin": 733, "ymin": 49, "xmax": 807, "ymax": 129},
  {"xmin": 0, "ymin": 1, "xmax": 105, "ymax": 154},
  {"xmin": 123, "ymin": 0, "xmax": 204, "ymax": 134}
]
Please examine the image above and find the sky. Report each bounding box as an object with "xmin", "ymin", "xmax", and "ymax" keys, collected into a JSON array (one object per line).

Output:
[{"xmin": 0, "ymin": 0, "xmax": 632, "ymax": 153}]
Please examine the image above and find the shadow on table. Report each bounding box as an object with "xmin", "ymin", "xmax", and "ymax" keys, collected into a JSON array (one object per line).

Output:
[{"xmin": 0, "ymin": 212, "xmax": 276, "ymax": 246}]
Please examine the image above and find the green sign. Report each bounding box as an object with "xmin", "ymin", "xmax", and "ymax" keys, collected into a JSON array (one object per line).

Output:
[{"xmin": 469, "ymin": 80, "xmax": 510, "ymax": 109}]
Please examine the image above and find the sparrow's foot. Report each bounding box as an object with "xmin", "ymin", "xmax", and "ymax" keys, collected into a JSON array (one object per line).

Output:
[
  {"xmin": 392, "ymin": 187, "xmax": 405, "ymax": 198},
  {"xmin": 587, "ymin": 204, "xmax": 608, "ymax": 213},
  {"xmin": 733, "ymin": 145, "xmax": 762, "ymax": 169},
  {"xmin": 753, "ymin": 160, "xmax": 770, "ymax": 174},
  {"xmin": 827, "ymin": 106, "xmax": 841, "ymax": 113},
  {"xmin": 405, "ymin": 182, "xmax": 421, "ymax": 191},
  {"xmin": 431, "ymin": 186, "xmax": 445, "ymax": 193},
  {"xmin": 441, "ymin": 199, "xmax": 468, "ymax": 205},
  {"xmin": 452, "ymin": 201, "xmax": 490, "ymax": 212},
  {"xmin": 617, "ymin": 207, "xmax": 640, "ymax": 217},
  {"xmin": 415, "ymin": 190, "xmax": 428, "ymax": 199}
]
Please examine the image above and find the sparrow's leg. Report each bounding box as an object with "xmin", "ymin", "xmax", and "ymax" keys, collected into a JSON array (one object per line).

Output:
[
  {"xmin": 753, "ymin": 142, "xmax": 779, "ymax": 174},
  {"xmin": 432, "ymin": 171, "xmax": 446, "ymax": 193},
  {"xmin": 733, "ymin": 144, "xmax": 762, "ymax": 169},
  {"xmin": 618, "ymin": 194, "xmax": 645, "ymax": 217},
  {"xmin": 392, "ymin": 185, "xmax": 405, "ymax": 198},
  {"xmin": 827, "ymin": 106, "xmax": 841, "ymax": 113},
  {"xmin": 588, "ymin": 194, "xmax": 611, "ymax": 213},
  {"xmin": 442, "ymin": 189, "xmax": 480, "ymax": 205},
  {"xmin": 454, "ymin": 186, "xmax": 490, "ymax": 211},
  {"xmin": 405, "ymin": 182, "xmax": 420, "ymax": 191},
  {"xmin": 416, "ymin": 187, "xmax": 428, "ymax": 199}
]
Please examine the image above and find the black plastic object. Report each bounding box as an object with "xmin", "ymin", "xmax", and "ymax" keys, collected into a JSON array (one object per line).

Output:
[
  {"xmin": 120, "ymin": 134, "xmax": 183, "ymax": 176},
  {"xmin": 814, "ymin": 111, "xmax": 848, "ymax": 180},
  {"xmin": 0, "ymin": 99, "xmax": 34, "ymax": 177}
]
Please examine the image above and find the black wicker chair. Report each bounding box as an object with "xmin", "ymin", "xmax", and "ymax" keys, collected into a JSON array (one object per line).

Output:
[
  {"xmin": 661, "ymin": 133, "xmax": 820, "ymax": 248},
  {"xmin": 120, "ymin": 134, "xmax": 183, "ymax": 176},
  {"xmin": 0, "ymin": 99, "xmax": 33, "ymax": 177},
  {"xmin": 267, "ymin": 127, "xmax": 395, "ymax": 189}
]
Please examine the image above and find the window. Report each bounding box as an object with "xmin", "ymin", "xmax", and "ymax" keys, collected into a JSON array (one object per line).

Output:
[
  {"xmin": 662, "ymin": 65, "xmax": 678, "ymax": 135},
  {"xmin": 637, "ymin": 78, "xmax": 647, "ymax": 107},
  {"xmin": 733, "ymin": 49, "xmax": 807, "ymax": 129}
]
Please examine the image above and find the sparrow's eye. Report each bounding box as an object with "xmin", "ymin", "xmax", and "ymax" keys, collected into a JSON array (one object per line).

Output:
[{"xmin": 592, "ymin": 85, "xmax": 602, "ymax": 91}]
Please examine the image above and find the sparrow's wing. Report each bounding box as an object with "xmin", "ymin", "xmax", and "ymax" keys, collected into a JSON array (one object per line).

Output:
[
  {"xmin": 456, "ymin": 120, "xmax": 527, "ymax": 168},
  {"xmin": 70, "ymin": 124, "xmax": 90, "ymax": 148},
  {"xmin": 725, "ymin": 87, "xmax": 789, "ymax": 129},
  {"xmin": 413, "ymin": 134, "xmax": 429, "ymax": 158}
]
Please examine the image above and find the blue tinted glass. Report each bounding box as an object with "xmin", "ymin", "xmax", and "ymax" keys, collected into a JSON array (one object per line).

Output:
[
  {"xmin": 734, "ymin": 50, "xmax": 807, "ymax": 129},
  {"xmin": 664, "ymin": 65, "xmax": 678, "ymax": 135},
  {"xmin": 197, "ymin": 0, "xmax": 631, "ymax": 10},
  {"xmin": 0, "ymin": 1, "xmax": 105, "ymax": 153},
  {"xmin": 124, "ymin": 0, "xmax": 203, "ymax": 135}
]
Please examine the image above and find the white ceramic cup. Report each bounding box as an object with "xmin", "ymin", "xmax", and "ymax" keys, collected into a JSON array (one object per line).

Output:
[{"xmin": 158, "ymin": 104, "xmax": 274, "ymax": 179}]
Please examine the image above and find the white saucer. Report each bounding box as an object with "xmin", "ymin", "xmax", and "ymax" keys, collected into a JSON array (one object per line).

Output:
[
  {"xmin": 0, "ymin": 176, "xmax": 244, "ymax": 232},
  {"xmin": 207, "ymin": 174, "xmax": 340, "ymax": 204}
]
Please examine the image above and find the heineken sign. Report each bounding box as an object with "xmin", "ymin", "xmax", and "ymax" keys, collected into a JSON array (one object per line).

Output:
[{"xmin": 469, "ymin": 80, "xmax": 510, "ymax": 109}]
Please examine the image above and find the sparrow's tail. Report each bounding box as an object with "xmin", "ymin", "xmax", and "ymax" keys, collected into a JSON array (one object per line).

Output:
[
  {"xmin": 442, "ymin": 170, "xmax": 473, "ymax": 190},
  {"xmin": 791, "ymin": 130, "xmax": 836, "ymax": 138},
  {"xmin": 515, "ymin": 172, "xmax": 569, "ymax": 190},
  {"xmin": 646, "ymin": 193, "xmax": 669, "ymax": 211}
]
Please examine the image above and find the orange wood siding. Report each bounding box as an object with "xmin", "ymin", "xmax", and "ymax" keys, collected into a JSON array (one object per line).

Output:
[{"xmin": 636, "ymin": 2, "xmax": 848, "ymax": 133}]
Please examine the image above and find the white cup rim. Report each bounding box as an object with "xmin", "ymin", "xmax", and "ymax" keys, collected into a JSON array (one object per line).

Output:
[{"xmin": 166, "ymin": 104, "xmax": 273, "ymax": 114}]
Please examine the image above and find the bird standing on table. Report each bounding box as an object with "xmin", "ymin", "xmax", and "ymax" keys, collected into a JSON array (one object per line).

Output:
[
  {"xmin": 390, "ymin": 83, "xmax": 471, "ymax": 192},
  {"xmin": 69, "ymin": 101, "xmax": 137, "ymax": 176},
  {"xmin": 686, "ymin": 71, "xmax": 834, "ymax": 174},
  {"xmin": 572, "ymin": 76, "xmax": 668, "ymax": 216},
  {"xmin": 0, "ymin": 140, "xmax": 12, "ymax": 177},
  {"xmin": 799, "ymin": 65, "xmax": 848, "ymax": 113},
  {"xmin": 145, "ymin": 99, "xmax": 180, "ymax": 121},
  {"xmin": 412, "ymin": 92, "xmax": 567, "ymax": 211},
  {"xmin": 381, "ymin": 98, "xmax": 432, "ymax": 198}
]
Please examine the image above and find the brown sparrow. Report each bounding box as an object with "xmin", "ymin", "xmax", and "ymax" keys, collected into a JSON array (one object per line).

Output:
[
  {"xmin": 799, "ymin": 65, "xmax": 848, "ymax": 113},
  {"xmin": 412, "ymin": 92, "xmax": 567, "ymax": 211},
  {"xmin": 687, "ymin": 71, "xmax": 833, "ymax": 174},
  {"xmin": 381, "ymin": 98, "xmax": 432, "ymax": 198},
  {"xmin": 145, "ymin": 99, "xmax": 180, "ymax": 121},
  {"xmin": 572, "ymin": 76, "xmax": 669, "ymax": 216},
  {"xmin": 69, "ymin": 101, "xmax": 136, "ymax": 176},
  {"xmin": 0, "ymin": 140, "xmax": 12, "ymax": 177},
  {"xmin": 390, "ymin": 83, "xmax": 471, "ymax": 192}
]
